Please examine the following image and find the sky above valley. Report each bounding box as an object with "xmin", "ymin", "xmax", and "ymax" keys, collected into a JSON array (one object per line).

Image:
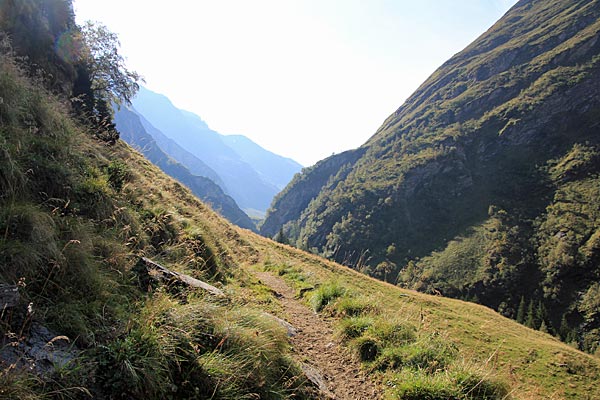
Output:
[{"xmin": 73, "ymin": 0, "xmax": 518, "ymax": 166}]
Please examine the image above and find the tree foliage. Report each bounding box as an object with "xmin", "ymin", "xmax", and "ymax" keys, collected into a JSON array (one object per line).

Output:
[{"xmin": 72, "ymin": 21, "xmax": 142, "ymax": 142}]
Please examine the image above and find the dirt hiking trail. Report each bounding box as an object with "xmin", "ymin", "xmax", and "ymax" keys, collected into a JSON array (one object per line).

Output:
[{"xmin": 255, "ymin": 271, "xmax": 383, "ymax": 399}]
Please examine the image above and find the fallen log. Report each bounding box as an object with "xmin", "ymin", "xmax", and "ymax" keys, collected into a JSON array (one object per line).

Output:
[{"xmin": 136, "ymin": 257, "xmax": 225, "ymax": 297}]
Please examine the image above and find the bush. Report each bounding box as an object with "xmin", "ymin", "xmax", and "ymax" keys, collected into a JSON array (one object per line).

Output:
[{"xmin": 106, "ymin": 160, "xmax": 130, "ymax": 192}]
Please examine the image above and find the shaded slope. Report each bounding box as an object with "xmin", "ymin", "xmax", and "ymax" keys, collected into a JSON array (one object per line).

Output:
[
  {"xmin": 114, "ymin": 106, "xmax": 257, "ymax": 231},
  {"xmin": 260, "ymin": 149, "xmax": 365, "ymax": 239},
  {"xmin": 132, "ymin": 87, "xmax": 300, "ymax": 213},
  {"xmin": 261, "ymin": 0, "xmax": 600, "ymax": 348},
  {"xmin": 136, "ymin": 109, "xmax": 226, "ymax": 188}
]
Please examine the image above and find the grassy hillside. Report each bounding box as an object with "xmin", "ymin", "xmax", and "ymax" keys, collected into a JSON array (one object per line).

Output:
[
  {"xmin": 113, "ymin": 106, "xmax": 258, "ymax": 231},
  {"xmin": 1, "ymin": 1, "xmax": 599, "ymax": 399},
  {"xmin": 246, "ymin": 238, "xmax": 600, "ymax": 399},
  {"xmin": 261, "ymin": 0, "xmax": 600, "ymax": 351},
  {"xmin": 2, "ymin": 48, "xmax": 599, "ymax": 398},
  {"xmin": 0, "ymin": 41, "xmax": 316, "ymax": 399}
]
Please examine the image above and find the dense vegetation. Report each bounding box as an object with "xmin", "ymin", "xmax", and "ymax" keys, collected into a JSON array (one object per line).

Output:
[{"xmin": 261, "ymin": 0, "xmax": 600, "ymax": 352}]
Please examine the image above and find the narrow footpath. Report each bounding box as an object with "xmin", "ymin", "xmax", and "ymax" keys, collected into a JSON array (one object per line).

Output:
[{"xmin": 255, "ymin": 271, "xmax": 382, "ymax": 399}]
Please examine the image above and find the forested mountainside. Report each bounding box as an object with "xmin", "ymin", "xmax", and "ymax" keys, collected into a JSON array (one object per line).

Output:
[
  {"xmin": 262, "ymin": 0, "xmax": 600, "ymax": 353},
  {"xmin": 2, "ymin": 1, "xmax": 600, "ymax": 399},
  {"xmin": 114, "ymin": 106, "xmax": 257, "ymax": 231},
  {"xmin": 131, "ymin": 87, "xmax": 302, "ymax": 215}
]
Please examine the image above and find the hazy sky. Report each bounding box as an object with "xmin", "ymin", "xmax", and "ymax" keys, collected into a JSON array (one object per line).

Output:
[{"xmin": 73, "ymin": 0, "xmax": 518, "ymax": 166}]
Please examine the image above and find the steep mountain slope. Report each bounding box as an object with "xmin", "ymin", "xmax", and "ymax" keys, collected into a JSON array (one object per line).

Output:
[
  {"xmin": 135, "ymin": 108, "xmax": 226, "ymax": 188},
  {"xmin": 260, "ymin": 148, "xmax": 365, "ymax": 238},
  {"xmin": 2, "ymin": 2, "xmax": 600, "ymax": 398},
  {"xmin": 114, "ymin": 106, "xmax": 257, "ymax": 231},
  {"xmin": 222, "ymin": 134, "xmax": 303, "ymax": 190},
  {"xmin": 261, "ymin": 0, "xmax": 600, "ymax": 350},
  {"xmin": 131, "ymin": 87, "xmax": 301, "ymax": 213}
]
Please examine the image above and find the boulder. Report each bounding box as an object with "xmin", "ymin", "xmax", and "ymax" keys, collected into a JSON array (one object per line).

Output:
[{"xmin": 135, "ymin": 257, "xmax": 225, "ymax": 297}]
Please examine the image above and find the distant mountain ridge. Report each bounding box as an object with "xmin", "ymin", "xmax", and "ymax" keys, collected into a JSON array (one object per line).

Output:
[
  {"xmin": 261, "ymin": 0, "xmax": 600, "ymax": 352},
  {"xmin": 131, "ymin": 87, "xmax": 303, "ymax": 214},
  {"xmin": 114, "ymin": 106, "xmax": 257, "ymax": 231}
]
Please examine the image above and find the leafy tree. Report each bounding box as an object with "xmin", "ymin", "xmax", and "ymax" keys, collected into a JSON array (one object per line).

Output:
[{"xmin": 73, "ymin": 21, "xmax": 142, "ymax": 142}]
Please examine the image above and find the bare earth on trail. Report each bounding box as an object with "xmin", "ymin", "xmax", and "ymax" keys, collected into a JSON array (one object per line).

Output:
[{"xmin": 255, "ymin": 271, "xmax": 382, "ymax": 400}]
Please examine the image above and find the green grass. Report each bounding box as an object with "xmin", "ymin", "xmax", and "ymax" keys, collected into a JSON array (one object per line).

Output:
[
  {"xmin": 309, "ymin": 281, "xmax": 346, "ymax": 312},
  {"xmin": 3, "ymin": 12, "xmax": 600, "ymax": 399},
  {"xmin": 246, "ymin": 238, "xmax": 600, "ymax": 399},
  {"xmin": 0, "ymin": 46, "xmax": 313, "ymax": 399}
]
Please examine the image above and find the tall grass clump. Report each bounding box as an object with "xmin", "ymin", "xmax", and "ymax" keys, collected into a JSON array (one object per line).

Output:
[
  {"xmin": 387, "ymin": 366, "xmax": 511, "ymax": 400},
  {"xmin": 316, "ymin": 279, "xmax": 511, "ymax": 399},
  {"xmin": 95, "ymin": 292, "xmax": 312, "ymax": 400},
  {"xmin": 310, "ymin": 281, "xmax": 346, "ymax": 312},
  {"xmin": 334, "ymin": 296, "xmax": 379, "ymax": 317}
]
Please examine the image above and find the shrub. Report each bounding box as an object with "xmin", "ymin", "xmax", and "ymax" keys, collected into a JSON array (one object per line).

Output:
[{"xmin": 106, "ymin": 160, "xmax": 129, "ymax": 192}]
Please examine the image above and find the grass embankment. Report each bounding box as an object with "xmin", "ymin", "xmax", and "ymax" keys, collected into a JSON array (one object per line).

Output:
[
  {"xmin": 247, "ymin": 237, "xmax": 600, "ymax": 400},
  {"xmin": 0, "ymin": 47, "xmax": 312, "ymax": 399}
]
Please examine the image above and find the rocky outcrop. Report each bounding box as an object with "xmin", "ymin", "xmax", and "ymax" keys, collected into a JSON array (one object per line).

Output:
[{"xmin": 135, "ymin": 257, "xmax": 226, "ymax": 297}]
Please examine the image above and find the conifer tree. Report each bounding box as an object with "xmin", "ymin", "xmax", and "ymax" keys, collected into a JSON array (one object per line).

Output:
[
  {"xmin": 525, "ymin": 299, "xmax": 536, "ymax": 329},
  {"xmin": 274, "ymin": 227, "xmax": 289, "ymax": 245},
  {"xmin": 559, "ymin": 314, "xmax": 571, "ymax": 340},
  {"xmin": 516, "ymin": 296, "xmax": 526, "ymax": 324},
  {"xmin": 536, "ymin": 301, "xmax": 550, "ymax": 333}
]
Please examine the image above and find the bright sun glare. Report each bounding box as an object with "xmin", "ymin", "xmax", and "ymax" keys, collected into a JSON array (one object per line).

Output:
[{"xmin": 72, "ymin": 0, "xmax": 517, "ymax": 166}]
